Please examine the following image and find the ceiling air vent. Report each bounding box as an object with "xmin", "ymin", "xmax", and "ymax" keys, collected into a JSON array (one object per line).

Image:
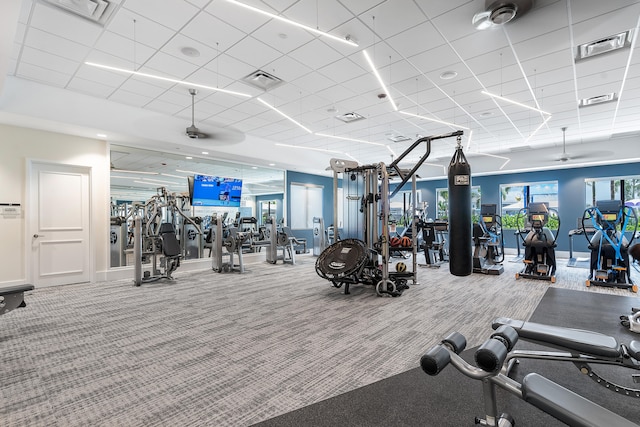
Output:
[
  {"xmin": 242, "ymin": 70, "xmax": 283, "ymax": 91},
  {"xmin": 576, "ymin": 30, "xmax": 634, "ymax": 62},
  {"xmin": 579, "ymin": 93, "xmax": 617, "ymax": 108},
  {"xmin": 385, "ymin": 132, "xmax": 411, "ymax": 143},
  {"xmin": 40, "ymin": 0, "xmax": 119, "ymax": 26},
  {"xmin": 335, "ymin": 112, "xmax": 365, "ymax": 123}
]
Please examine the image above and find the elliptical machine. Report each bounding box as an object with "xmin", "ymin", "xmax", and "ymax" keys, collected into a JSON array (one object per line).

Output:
[
  {"xmin": 582, "ymin": 199, "xmax": 637, "ymax": 292},
  {"xmin": 473, "ymin": 204, "xmax": 504, "ymax": 275},
  {"xmin": 515, "ymin": 202, "xmax": 560, "ymax": 283}
]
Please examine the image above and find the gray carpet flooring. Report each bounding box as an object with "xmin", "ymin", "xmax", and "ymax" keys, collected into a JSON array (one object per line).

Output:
[{"xmin": 1, "ymin": 253, "xmax": 638, "ymax": 426}]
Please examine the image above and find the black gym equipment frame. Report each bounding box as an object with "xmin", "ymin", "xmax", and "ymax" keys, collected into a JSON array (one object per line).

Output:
[{"xmin": 317, "ymin": 131, "xmax": 463, "ymax": 297}]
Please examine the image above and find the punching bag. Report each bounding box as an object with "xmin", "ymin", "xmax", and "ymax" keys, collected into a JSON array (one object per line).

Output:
[{"xmin": 448, "ymin": 140, "xmax": 472, "ymax": 276}]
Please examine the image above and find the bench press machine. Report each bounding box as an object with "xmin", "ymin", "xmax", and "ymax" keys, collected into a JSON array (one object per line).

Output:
[
  {"xmin": 421, "ymin": 318, "xmax": 640, "ymax": 427},
  {"xmin": 0, "ymin": 284, "xmax": 34, "ymax": 316}
]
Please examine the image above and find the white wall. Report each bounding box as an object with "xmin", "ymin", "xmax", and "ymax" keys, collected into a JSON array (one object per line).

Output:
[{"xmin": 0, "ymin": 123, "xmax": 110, "ymax": 286}]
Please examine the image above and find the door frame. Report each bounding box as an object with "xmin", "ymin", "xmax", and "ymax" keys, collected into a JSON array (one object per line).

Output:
[{"xmin": 25, "ymin": 159, "xmax": 94, "ymax": 286}]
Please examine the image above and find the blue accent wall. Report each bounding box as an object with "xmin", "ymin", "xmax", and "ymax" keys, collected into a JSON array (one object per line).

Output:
[
  {"xmin": 283, "ymin": 162, "xmax": 640, "ymax": 253},
  {"xmin": 286, "ymin": 170, "xmax": 335, "ymax": 244},
  {"xmin": 413, "ymin": 162, "xmax": 640, "ymax": 252}
]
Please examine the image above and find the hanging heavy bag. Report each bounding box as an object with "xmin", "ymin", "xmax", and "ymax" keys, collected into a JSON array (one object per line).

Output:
[{"xmin": 448, "ymin": 139, "xmax": 472, "ymax": 276}]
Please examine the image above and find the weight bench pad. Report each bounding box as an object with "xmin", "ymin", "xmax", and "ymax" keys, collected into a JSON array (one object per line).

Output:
[
  {"xmin": 492, "ymin": 317, "xmax": 620, "ymax": 358},
  {"xmin": 522, "ymin": 373, "xmax": 639, "ymax": 427},
  {"xmin": 0, "ymin": 284, "xmax": 35, "ymax": 296}
]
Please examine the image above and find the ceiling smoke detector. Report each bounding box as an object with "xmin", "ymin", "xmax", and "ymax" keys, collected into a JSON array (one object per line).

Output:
[{"xmin": 472, "ymin": 0, "xmax": 534, "ymax": 30}]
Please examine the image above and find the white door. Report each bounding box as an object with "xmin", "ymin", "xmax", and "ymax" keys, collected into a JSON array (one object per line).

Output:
[{"xmin": 29, "ymin": 162, "xmax": 91, "ymax": 287}]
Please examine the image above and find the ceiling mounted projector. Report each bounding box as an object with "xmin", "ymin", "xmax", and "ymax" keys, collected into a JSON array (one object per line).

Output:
[{"xmin": 472, "ymin": 0, "xmax": 534, "ymax": 30}]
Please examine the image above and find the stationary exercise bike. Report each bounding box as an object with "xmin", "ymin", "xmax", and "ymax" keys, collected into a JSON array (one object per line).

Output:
[
  {"xmin": 473, "ymin": 204, "xmax": 504, "ymax": 275},
  {"xmin": 581, "ymin": 200, "xmax": 638, "ymax": 292},
  {"xmin": 515, "ymin": 202, "xmax": 559, "ymax": 283}
]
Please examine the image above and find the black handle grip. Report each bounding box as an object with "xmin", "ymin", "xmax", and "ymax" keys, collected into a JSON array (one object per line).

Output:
[
  {"xmin": 475, "ymin": 338, "xmax": 508, "ymax": 373},
  {"xmin": 421, "ymin": 345, "xmax": 451, "ymax": 376}
]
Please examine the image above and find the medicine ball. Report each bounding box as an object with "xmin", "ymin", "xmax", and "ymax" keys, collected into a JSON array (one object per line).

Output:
[
  {"xmin": 390, "ymin": 236, "xmax": 401, "ymax": 247},
  {"xmin": 400, "ymin": 236, "xmax": 412, "ymax": 247},
  {"xmin": 396, "ymin": 262, "xmax": 407, "ymax": 272},
  {"xmin": 630, "ymin": 244, "xmax": 640, "ymax": 262}
]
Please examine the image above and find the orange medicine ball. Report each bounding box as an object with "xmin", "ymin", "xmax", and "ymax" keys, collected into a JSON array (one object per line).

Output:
[
  {"xmin": 400, "ymin": 236, "xmax": 412, "ymax": 247},
  {"xmin": 390, "ymin": 236, "xmax": 401, "ymax": 247}
]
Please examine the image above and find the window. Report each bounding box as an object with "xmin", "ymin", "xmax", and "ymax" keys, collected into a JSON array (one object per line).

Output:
[
  {"xmin": 435, "ymin": 186, "xmax": 481, "ymax": 220},
  {"xmin": 500, "ymin": 181, "xmax": 558, "ymax": 229},
  {"xmin": 290, "ymin": 183, "xmax": 323, "ymax": 229},
  {"xmin": 585, "ymin": 176, "xmax": 640, "ymax": 230},
  {"xmin": 390, "ymin": 190, "xmax": 421, "ymax": 226}
]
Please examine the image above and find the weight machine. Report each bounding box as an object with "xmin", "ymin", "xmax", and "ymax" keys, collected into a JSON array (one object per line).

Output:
[
  {"xmin": 316, "ymin": 131, "xmax": 464, "ymax": 296},
  {"xmin": 473, "ymin": 204, "xmax": 504, "ymax": 275},
  {"xmin": 133, "ymin": 187, "xmax": 202, "ymax": 286},
  {"xmin": 582, "ymin": 200, "xmax": 638, "ymax": 292},
  {"xmin": 515, "ymin": 202, "xmax": 560, "ymax": 283},
  {"xmin": 209, "ymin": 213, "xmax": 248, "ymax": 273}
]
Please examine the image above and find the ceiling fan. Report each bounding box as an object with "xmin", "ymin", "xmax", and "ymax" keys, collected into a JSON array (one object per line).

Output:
[
  {"xmin": 186, "ymin": 89, "xmax": 211, "ymax": 139},
  {"xmin": 553, "ymin": 127, "xmax": 602, "ymax": 162}
]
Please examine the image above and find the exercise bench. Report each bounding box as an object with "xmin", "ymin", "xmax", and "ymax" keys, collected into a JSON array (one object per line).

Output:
[
  {"xmin": 421, "ymin": 325, "xmax": 639, "ymax": 427},
  {"xmin": 0, "ymin": 284, "xmax": 35, "ymax": 316}
]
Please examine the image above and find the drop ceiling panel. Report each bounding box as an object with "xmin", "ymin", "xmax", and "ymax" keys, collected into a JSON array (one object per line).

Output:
[
  {"xmin": 108, "ymin": 88, "xmax": 154, "ymax": 107},
  {"xmin": 181, "ymin": 12, "xmax": 249, "ymax": 52},
  {"xmin": 385, "ymin": 21, "xmax": 444, "ymax": 59},
  {"xmin": 122, "ymin": 0, "xmax": 199, "ymax": 31},
  {"xmin": 16, "ymin": 62, "xmax": 70, "ymax": 87},
  {"xmin": 30, "ymin": 3, "xmax": 103, "ymax": 47},
  {"xmin": 75, "ymin": 60, "xmax": 129, "ymax": 87},
  {"xmin": 264, "ymin": 55, "xmax": 313, "ymax": 83},
  {"xmin": 143, "ymin": 51, "xmax": 201, "ymax": 80},
  {"xmin": 284, "ymin": 0, "xmax": 354, "ymax": 34},
  {"xmin": 107, "ymin": 8, "xmax": 175, "ymax": 50},
  {"xmin": 407, "ymin": 45, "xmax": 461, "ymax": 76},
  {"xmin": 66, "ymin": 76, "xmax": 116, "ymax": 98},
  {"xmin": 20, "ymin": 46, "xmax": 79, "ymax": 75},
  {"xmin": 93, "ymin": 32, "xmax": 154, "ymax": 68},
  {"xmin": 317, "ymin": 57, "xmax": 366, "ymax": 84},
  {"xmin": 144, "ymin": 98, "xmax": 185, "ymax": 115},
  {"xmin": 119, "ymin": 77, "xmax": 173, "ymax": 99},
  {"xmin": 366, "ymin": 1, "xmax": 426, "ymax": 39},
  {"xmin": 251, "ymin": 20, "xmax": 315, "ymax": 55},
  {"xmin": 24, "ymin": 27, "xmax": 91, "ymax": 62},
  {"xmin": 287, "ymin": 39, "xmax": 343, "ymax": 71},
  {"xmin": 161, "ymin": 34, "xmax": 222, "ymax": 67},
  {"xmin": 225, "ymin": 36, "xmax": 283, "ymax": 70},
  {"xmin": 204, "ymin": 1, "xmax": 270, "ymax": 34},
  {"xmin": 338, "ymin": 0, "xmax": 385, "ymax": 16},
  {"xmin": 204, "ymin": 53, "xmax": 255, "ymax": 81},
  {"xmin": 429, "ymin": 1, "xmax": 480, "ymax": 42}
]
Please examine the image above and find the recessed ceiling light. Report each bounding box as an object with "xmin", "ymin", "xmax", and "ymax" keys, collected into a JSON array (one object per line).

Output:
[
  {"xmin": 96, "ymin": 133, "xmax": 107, "ymax": 138},
  {"xmin": 185, "ymin": 156, "xmax": 193, "ymax": 159},
  {"xmin": 180, "ymin": 47, "xmax": 200, "ymax": 58},
  {"xmin": 278, "ymin": 33, "xmax": 288, "ymax": 39},
  {"xmin": 251, "ymin": 166, "xmax": 258, "ymax": 169},
  {"xmin": 480, "ymin": 111, "xmax": 493, "ymax": 117},
  {"xmin": 201, "ymin": 152, "xmax": 209, "ymax": 155},
  {"xmin": 268, "ymin": 163, "xmax": 275, "ymax": 166},
  {"xmin": 440, "ymin": 70, "xmax": 457, "ymax": 80}
]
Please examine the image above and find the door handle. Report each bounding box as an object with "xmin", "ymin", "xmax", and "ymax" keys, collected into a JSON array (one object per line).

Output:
[{"xmin": 33, "ymin": 234, "xmax": 45, "ymax": 238}]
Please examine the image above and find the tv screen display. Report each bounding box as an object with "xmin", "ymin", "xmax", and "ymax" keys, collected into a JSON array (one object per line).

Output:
[{"xmin": 191, "ymin": 175, "xmax": 242, "ymax": 207}]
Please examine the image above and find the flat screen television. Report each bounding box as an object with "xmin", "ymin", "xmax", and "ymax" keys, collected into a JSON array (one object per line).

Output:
[{"xmin": 188, "ymin": 174, "xmax": 242, "ymax": 207}]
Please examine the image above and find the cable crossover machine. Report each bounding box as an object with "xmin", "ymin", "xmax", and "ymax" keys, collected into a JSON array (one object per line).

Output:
[{"xmin": 315, "ymin": 130, "xmax": 464, "ymax": 296}]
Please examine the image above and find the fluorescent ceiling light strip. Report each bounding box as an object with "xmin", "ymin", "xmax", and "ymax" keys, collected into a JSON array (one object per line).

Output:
[
  {"xmin": 466, "ymin": 130, "xmax": 473, "ymax": 150},
  {"xmin": 276, "ymin": 143, "xmax": 342, "ymax": 154},
  {"xmin": 565, "ymin": 0, "xmax": 583, "ymax": 137},
  {"xmin": 363, "ymin": 50, "xmax": 398, "ymax": 111},
  {"xmin": 161, "ymin": 173, "xmax": 189, "ymax": 179},
  {"xmin": 85, "ymin": 62, "xmax": 252, "ymax": 98},
  {"xmin": 141, "ymin": 177, "xmax": 182, "ymax": 185},
  {"xmin": 524, "ymin": 115, "xmax": 552, "ymax": 144},
  {"xmin": 399, "ymin": 111, "xmax": 470, "ymax": 130},
  {"xmin": 611, "ymin": 17, "xmax": 640, "ymax": 131},
  {"xmin": 257, "ymin": 98, "xmax": 312, "ymax": 133},
  {"xmin": 176, "ymin": 169, "xmax": 213, "ymax": 176},
  {"xmin": 111, "ymin": 169, "xmax": 158, "ymax": 175},
  {"xmin": 386, "ymin": 145, "xmax": 397, "ymax": 157},
  {"xmin": 224, "ymin": 0, "xmax": 357, "ymax": 47},
  {"xmin": 481, "ymin": 91, "xmax": 551, "ymax": 115},
  {"xmin": 315, "ymin": 132, "xmax": 385, "ymax": 146}
]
